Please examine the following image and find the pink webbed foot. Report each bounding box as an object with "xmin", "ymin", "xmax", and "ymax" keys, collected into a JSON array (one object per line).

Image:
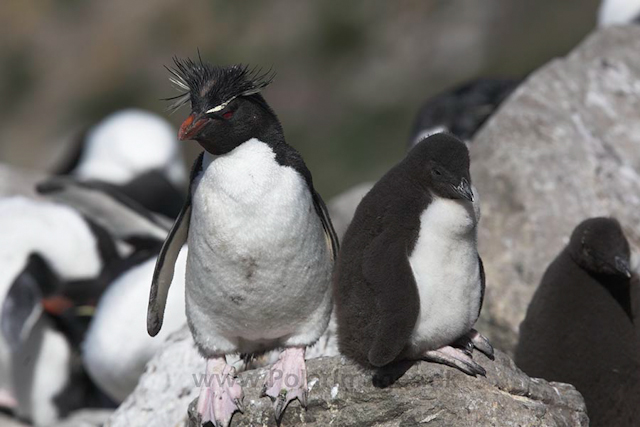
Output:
[
  {"xmin": 196, "ymin": 357, "xmax": 244, "ymax": 427},
  {"xmin": 261, "ymin": 347, "xmax": 308, "ymax": 423},
  {"xmin": 423, "ymin": 345, "xmax": 487, "ymax": 376}
]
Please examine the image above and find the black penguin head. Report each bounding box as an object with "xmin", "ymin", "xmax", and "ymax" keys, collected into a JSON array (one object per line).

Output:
[
  {"xmin": 568, "ymin": 217, "xmax": 632, "ymax": 278},
  {"xmin": 166, "ymin": 56, "xmax": 279, "ymax": 155},
  {"xmin": 407, "ymin": 133, "xmax": 474, "ymax": 201}
]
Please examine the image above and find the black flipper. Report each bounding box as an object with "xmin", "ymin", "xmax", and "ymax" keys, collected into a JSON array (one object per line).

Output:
[
  {"xmin": 478, "ymin": 255, "xmax": 486, "ymax": 319},
  {"xmin": 311, "ymin": 190, "xmax": 339, "ymax": 261},
  {"xmin": 1, "ymin": 254, "xmax": 59, "ymax": 349},
  {"xmin": 362, "ymin": 230, "xmax": 420, "ymax": 367},
  {"xmin": 147, "ymin": 152, "xmax": 203, "ymax": 336},
  {"xmin": 37, "ymin": 177, "xmax": 172, "ymax": 242}
]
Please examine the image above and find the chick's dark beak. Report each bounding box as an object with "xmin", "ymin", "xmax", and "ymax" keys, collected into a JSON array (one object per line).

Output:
[
  {"xmin": 615, "ymin": 256, "xmax": 632, "ymax": 278},
  {"xmin": 178, "ymin": 113, "xmax": 209, "ymax": 141},
  {"xmin": 454, "ymin": 178, "xmax": 474, "ymax": 202}
]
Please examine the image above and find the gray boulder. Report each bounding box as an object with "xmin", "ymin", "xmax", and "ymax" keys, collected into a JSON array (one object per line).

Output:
[
  {"xmin": 108, "ymin": 327, "xmax": 587, "ymax": 426},
  {"xmin": 471, "ymin": 25, "xmax": 640, "ymax": 352},
  {"xmin": 328, "ymin": 181, "xmax": 374, "ymax": 239},
  {"xmin": 52, "ymin": 410, "xmax": 114, "ymax": 427}
]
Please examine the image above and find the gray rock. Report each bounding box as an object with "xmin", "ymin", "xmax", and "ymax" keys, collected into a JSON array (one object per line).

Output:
[
  {"xmin": 106, "ymin": 327, "xmax": 202, "ymax": 427},
  {"xmin": 328, "ymin": 181, "xmax": 374, "ymax": 239},
  {"xmin": 109, "ymin": 327, "xmax": 587, "ymax": 426},
  {"xmin": 471, "ymin": 25, "xmax": 640, "ymax": 352},
  {"xmin": 52, "ymin": 409, "xmax": 114, "ymax": 427}
]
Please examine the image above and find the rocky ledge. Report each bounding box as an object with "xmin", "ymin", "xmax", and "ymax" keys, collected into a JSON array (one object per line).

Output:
[{"xmin": 107, "ymin": 327, "xmax": 587, "ymax": 426}]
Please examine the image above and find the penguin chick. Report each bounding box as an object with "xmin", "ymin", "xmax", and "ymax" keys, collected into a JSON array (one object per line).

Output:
[
  {"xmin": 334, "ymin": 133, "xmax": 493, "ymax": 378},
  {"xmin": 515, "ymin": 217, "xmax": 638, "ymax": 427},
  {"xmin": 148, "ymin": 58, "xmax": 338, "ymax": 427}
]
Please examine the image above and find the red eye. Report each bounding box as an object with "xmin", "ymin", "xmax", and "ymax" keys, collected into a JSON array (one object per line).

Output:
[{"xmin": 222, "ymin": 111, "xmax": 233, "ymax": 119}]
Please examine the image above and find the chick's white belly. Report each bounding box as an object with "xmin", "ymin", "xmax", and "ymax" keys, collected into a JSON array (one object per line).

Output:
[
  {"xmin": 185, "ymin": 196, "xmax": 332, "ymax": 351},
  {"xmin": 408, "ymin": 197, "xmax": 482, "ymax": 352},
  {"xmin": 409, "ymin": 249, "xmax": 481, "ymax": 351}
]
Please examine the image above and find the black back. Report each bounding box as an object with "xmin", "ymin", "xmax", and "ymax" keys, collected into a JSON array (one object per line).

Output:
[
  {"xmin": 515, "ymin": 220, "xmax": 639, "ymax": 427},
  {"xmin": 409, "ymin": 78, "xmax": 519, "ymax": 146},
  {"xmin": 109, "ymin": 170, "xmax": 185, "ymax": 219}
]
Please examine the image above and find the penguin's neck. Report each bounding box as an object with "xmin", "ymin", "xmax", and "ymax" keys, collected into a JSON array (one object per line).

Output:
[
  {"xmin": 421, "ymin": 195, "xmax": 478, "ymax": 239},
  {"xmin": 200, "ymin": 138, "xmax": 288, "ymax": 204},
  {"xmin": 254, "ymin": 115, "xmax": 285, "ymax": 150}
]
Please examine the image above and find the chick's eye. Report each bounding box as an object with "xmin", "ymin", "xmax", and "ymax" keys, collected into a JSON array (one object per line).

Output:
[
  {"xmin": 222, "ymin": 111, "xmax": 234, "ymax": 119},
  {"xmin": 433, "ymin": 169, "xmax": 442, "ymax": 176}
]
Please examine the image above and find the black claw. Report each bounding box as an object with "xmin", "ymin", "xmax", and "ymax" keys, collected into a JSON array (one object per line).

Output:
[
  {"xmin": 274, "ymin": 397, "xmax": 286, "ymax": 424},
  {"xmin": 475, "ymin": 365, "xmax": 487, "ymax": 377},
  {"xmin": 186, "ymin": 398, "xmax": 202, "ymax": 427},
  {"xmin": 472, "ymin": 335, "xmax": 495, "ymax": 360},
  {"xmin": 260, "ymin": 384, "xmax": 268, "ymax": 398},
  {"xmin": 462, "ymin": 368, "xmax": 477, "ymax": 377}
]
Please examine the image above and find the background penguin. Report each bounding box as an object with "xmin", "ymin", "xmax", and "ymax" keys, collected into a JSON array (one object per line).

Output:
[
  {"xmin": 148, "ymin": 58, "xmax": 338, "ymax": 427},
  {"xmin": 408, "ymin": 78, "xmax": 520, "ymax": 148},
  {"xmin": 334, "ymin": 133, "xmax": 493, "ymax": 379},
  {"xmin": 37, "ymin": 176, "xmax": 173, "ymax": 253},
  {"xmin": 0, "ymin": 197, "xmax": 122, "ymax": 426},
  {"xmin": 52, "ymin": 109, "xmax": 188, "ymax": 219},
  {"xmin": 598, "ymin": 0, "xmax": 640, "ymax": 26},
  {"xmin": 82, "ymin": 246, "xmax": 187, "ymax": 403},
  {"xmin": 515, "ymin": 217, "xmax": 638, "ymax": 427},
  {"xmin": 32, "ymin": 177, "xmax": 187, "ymax": 403}
]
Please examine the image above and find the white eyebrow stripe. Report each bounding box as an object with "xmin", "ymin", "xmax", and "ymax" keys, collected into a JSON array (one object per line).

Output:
[{"xmin": 205, "ymin": 96, "xmax": 236, "ymax": 114}]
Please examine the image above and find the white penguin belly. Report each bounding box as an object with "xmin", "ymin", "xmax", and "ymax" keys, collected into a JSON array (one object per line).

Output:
[
  {"xmin": 408, "ymin": 196, "xmax": 482, "ymax": 352},
  {"xmin": 186, "ymin": 140, "xmax": 332, "ymax": 353}
]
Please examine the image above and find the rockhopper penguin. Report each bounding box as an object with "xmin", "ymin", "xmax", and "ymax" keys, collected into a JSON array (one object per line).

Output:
[
  {"xmin": 515, "ymin": 217, "xmax": 638, "ymax": 427},
  {"xmin": 147, "ymin": 58, "xmax": 338, "ymax": 427},
  {"xmin": 333, "ymin": 133, "xmax": 493, "ymax": 377}
]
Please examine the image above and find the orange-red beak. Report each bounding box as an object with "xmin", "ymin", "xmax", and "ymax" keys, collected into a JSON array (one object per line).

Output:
[
  {"xmin": 178, "ymin": 113, "xmax": 209, "ymax": 141},
  {"xmin": 42, "ymin": 295, "xmax": 74, "ymax": 316}
]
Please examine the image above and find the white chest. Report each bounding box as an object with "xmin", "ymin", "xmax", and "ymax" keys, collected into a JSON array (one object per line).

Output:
[
  {"xmin": 408, "ymin": 196, "xmax": 482, "ymax": 351},
  {"xmin": 189, "ymin": 140, "xmax": 315, "ymax": 253},
  {"xmin": 185, "ymin": 140, "xmax": 332, "ymax": 342}
]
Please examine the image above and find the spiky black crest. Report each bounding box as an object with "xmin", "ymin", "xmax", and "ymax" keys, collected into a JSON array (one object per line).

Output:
[{"xmin": 165, "ymin": 55, "xmax": 275, "ymax": 113}]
